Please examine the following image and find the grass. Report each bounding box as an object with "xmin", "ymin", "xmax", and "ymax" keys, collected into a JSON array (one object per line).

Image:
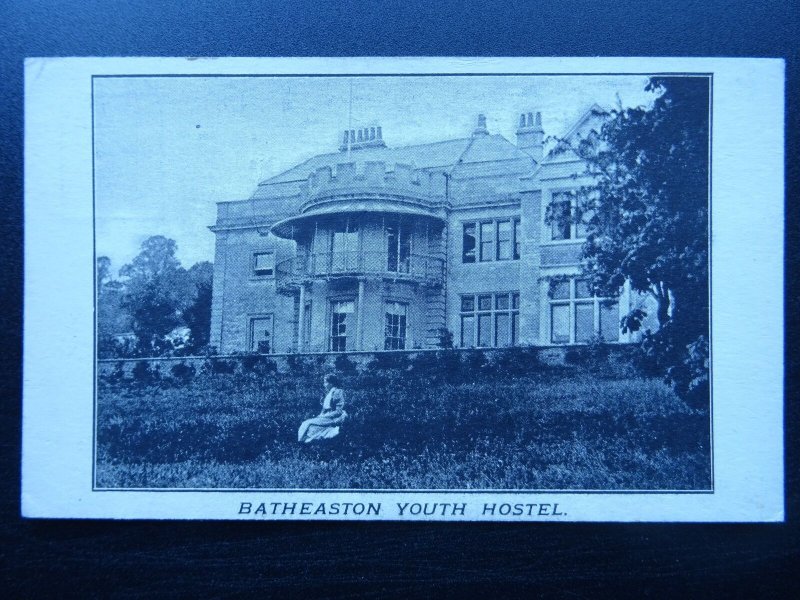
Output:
[{"xmin": 95, "ymin": 354, "xmax": 711, "ymax": 490}]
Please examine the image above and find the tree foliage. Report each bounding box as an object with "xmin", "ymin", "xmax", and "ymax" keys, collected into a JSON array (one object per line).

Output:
[
  {"xmin": 560, "ymin": 77, "xmax": 711, "ymax": 405},
  {"xmin": 100, "ymin": 236, "xmax": 214, "ymax": 356},
  {"xmin": 183, "ymin": 261, "xmax": 214, "ymax": 350},
  {"xmin": 119, "ymin": 236, "xmax": 193, "ymax": 352},
  {"xmin": 96, "ymin": 256, "xmax": 133, "ymax": 358}
]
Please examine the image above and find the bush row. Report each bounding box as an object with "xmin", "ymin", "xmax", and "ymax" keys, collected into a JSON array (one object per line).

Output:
[{"xmin": 99, "ymin": 344, "xmax": 642, "ymax": 390}]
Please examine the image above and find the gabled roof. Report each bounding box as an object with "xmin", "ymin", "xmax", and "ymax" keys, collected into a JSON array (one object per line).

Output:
[{"xmin": 540, "ymin": 103, "xmax": 607, "ymax": 164}]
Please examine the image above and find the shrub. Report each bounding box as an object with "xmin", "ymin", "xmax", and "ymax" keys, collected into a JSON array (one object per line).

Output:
[
  {"xmin": 460, "ymin": 349, "xmax": 487, "ymax": 379},
  {"xmin": 483, "ymin": 346, "xmax": 541, "ymax": 378},
  {"xmin": 436, "ymin": 328, "xmax": 454, "ymax": 349},
  {"xmin": 202, "ymin": 358, "xmax": 237, "ymax": 376},
  {"xmin": 106, "ymin": 362, "xmax": 127, "ymax": 384},
  {"xmin": 365, "ymin": 351, "xmax": 410, "ymax": 374},
  {"xmin": 334, "ymin": 354, "xmax": 357, "ymax": 375},
  {"xmin": 240, "ymin": 353, "xmax": 277, "ymax": 376},
  {"xmin": 131, "ymin": 360, "xmax": 160, "ymax": 385},
  {"xmin": 286, "ymin": 354, "xmax": 312, "ymax": 375},
  {"xmin": 170, "ymin": 361, "xmax": 196, "ymax": 385}
]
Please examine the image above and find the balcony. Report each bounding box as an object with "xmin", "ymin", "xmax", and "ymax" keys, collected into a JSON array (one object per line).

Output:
[{"xmin": 276, "ymin": 251, "xmax": 445, "ymax": 291}]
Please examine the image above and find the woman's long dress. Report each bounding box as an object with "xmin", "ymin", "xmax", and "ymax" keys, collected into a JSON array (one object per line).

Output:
[{"xmin": 297, "ymin": 388, "xmax": 348, "ymax": 443}]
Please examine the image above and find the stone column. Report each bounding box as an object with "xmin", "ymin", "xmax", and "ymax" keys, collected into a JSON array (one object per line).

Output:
[
  {"xmin": 298, "ymin": 283, "xmax": 306, "ymax": 352},
  {"xmin": 356, "ymin": 278, "xmax": 365, "ymax": 350}
]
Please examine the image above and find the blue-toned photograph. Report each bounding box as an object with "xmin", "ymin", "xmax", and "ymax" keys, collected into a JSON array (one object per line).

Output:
[{"xmin": 93, "ymin": 73, "xmax": 711, "ymax": 491}]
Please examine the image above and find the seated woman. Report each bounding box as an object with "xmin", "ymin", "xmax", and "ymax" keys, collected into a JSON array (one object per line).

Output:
[{"xmin": 297, "ymin": 373, "xmax": 348, "ymax": 444}]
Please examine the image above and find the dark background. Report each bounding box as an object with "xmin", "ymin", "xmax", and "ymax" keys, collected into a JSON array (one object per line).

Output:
[{"xmin": 1, "ymin": 1, "xmax": 797, "ymax": 597}]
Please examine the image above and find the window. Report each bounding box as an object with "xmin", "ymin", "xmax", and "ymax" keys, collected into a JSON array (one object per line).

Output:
[
  {"xmin": 460, "ymin": 292, "xmax": 520, "ymax": 347},
  {"xmin": 329, "ymin": 300, "xmax": 355, "ymax": 351},
  {"xmin": 386, "ymin": 222, "xmax": 411, "ymax": 273},
  {"xmin": 249, "ymin": 315, "xmax": 274, "ymax": 353},
  {"xmin": 548, "ymin": 191, "xmax": 592, "ymax": 242},
  {"xmin": 331, "ymin": 220, "xmax": 359, "ymax": 272},
  {"xmin": 550, "ymin": 193, "xmax": 572, "ymax": 240},
  {"xmin": 479, "ymin": 222, "xmax": 494, "ymax": 262},
  {"xmin": 496, "ymin": 220, "xmax": 512, "ymax": 260},
  {"xmin": 253, "ymin": 252, "xmax": 275, "ymax": 277},
  {"xmin": 462, "ymin": 223, "xmax": 476, "ymax": 263},
  {"xmin": 462, "ymin": 218, "xmax": 522, "ymax": 263},
  {"xmin": 384, "ymin": 301, "xmax": 408, "ymax": 350},
  {"xmin": 547, "ymin": 278, "xmax": 620, "ymax": 344}
]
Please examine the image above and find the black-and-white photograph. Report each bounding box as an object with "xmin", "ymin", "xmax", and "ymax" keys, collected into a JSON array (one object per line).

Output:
[{"xmin": 91, "ymin": 72, "xmax": 712, "ymax": 492}]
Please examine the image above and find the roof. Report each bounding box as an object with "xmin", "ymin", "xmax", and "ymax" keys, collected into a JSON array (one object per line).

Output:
[{"xmin": 253, "ymin": 134, "xmax": 535, "ymax": 198}]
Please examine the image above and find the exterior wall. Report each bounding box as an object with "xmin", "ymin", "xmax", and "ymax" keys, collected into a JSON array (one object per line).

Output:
[
  {"xmin": 446, "ymin": 204, "xmax": 522, "ymax": 347},
  {"xmin": 209, "ymin": 228, "xmax": 296, "ymax": 354},
  {"xmin": 518, "ymin": 189, "xmax": 542, "ymax": 345},
  {"xmin": 209, "ymin": 116, "xmax": 650, "ymax": 353},
  {"xmin": 292, "ymin": 277, "xmax": 430, "ymax": 352}
]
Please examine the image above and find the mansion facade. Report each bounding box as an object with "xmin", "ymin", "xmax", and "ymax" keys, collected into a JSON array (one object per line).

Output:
[{"xmin": 209, "ymin": 108, "xmax": 656, "ymax": 354}]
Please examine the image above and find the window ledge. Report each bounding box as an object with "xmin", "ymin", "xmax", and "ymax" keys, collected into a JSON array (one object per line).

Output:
[{"xmin": 540, "ymin": 239, "xmax": 586, "ymax": 246}]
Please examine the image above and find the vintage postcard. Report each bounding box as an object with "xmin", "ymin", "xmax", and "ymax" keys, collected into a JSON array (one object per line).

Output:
[{"xmin": 23, "ymin": 57, "xmax": 784, "ymax": 521}]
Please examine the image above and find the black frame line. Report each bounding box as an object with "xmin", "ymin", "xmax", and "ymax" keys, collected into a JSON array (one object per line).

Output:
[{"xmin": 91, "ymin": 71, "xmax": 714, "ymax": 495}]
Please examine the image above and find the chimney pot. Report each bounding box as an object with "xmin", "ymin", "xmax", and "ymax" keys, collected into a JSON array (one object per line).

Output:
[{"xmin": 516, "ymin": 110, "xmax": 544, "ymax": 161}]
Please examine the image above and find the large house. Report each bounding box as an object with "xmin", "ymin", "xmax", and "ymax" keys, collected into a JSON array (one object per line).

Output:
[{"xmin": 208, "ymin": 108, "xmax": 655, "ymax": 354}]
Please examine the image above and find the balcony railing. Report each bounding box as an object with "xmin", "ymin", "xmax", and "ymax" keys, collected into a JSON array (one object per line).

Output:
[{"xmin": 276, "ymin": 251, "xmax": 445, "ymax": 289}]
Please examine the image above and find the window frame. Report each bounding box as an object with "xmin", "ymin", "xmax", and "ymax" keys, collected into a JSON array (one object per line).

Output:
[
  {"xmin": 546, "ymin": 277, "xmax": 620, "ymax": 344},
  {"xmin": 386, "ymin": 220, "xmax": 412, "ymax": 273},
  {"xmin": 459, "ymin": 291, "xmax": 520, "ymax": 348},
  {"xmin": 462, "ymin": 222, "xmax": 477, "ymax": 263},
  {"xmin": 248, "ymin": 313, "xmax": 275, "ymax": 354},
  {"xmin": 329, "ymin": 218, "xmax": 360, "ymax": 272},
  {"xmin": 545, "ymin": 190, "xmax": 589, "ymax": 244},
  {"xmin": 252, "ymin": 251, "xmax": 275, "ymax": 278},
  {"xmin": 383, "ymin": 300, "xmax": 409, "ymax": 350},
  {"xmin": 461, "ymin": 217, "xmax": 522, "ymax": 263},
  {"xmin": 496, "ymin": 219, "xmax": 513, "ymax": 261},
  {"xmin": 328, "ymin": 298, "xmax": 356, "ymax": 352}
]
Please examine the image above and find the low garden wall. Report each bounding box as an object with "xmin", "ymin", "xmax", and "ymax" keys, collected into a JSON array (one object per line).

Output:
[{"xmin": 97, "ymin": 344, "xmax": 643, "ymax": 381}]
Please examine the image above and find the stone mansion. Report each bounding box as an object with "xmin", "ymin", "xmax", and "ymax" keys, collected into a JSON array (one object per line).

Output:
[{"xmin": 209, "ymin": 108, "xmax": 655, "ymax": 354}]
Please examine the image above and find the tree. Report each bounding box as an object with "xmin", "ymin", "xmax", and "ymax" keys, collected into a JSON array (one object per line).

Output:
[
  {"xmin": 119, "ymin": 236, "xmax": 193, "ymax": 354},
  {"xmin": 183, "ymin": 261, "xmax": 214, "ymax": 351},
  {"xmin": 96, "ymin": 256, "xmax": 134, "ymax": 358},
  {"xmin": 558, "ymin": 77, "xmax": 710, "ymax": 404},
  {"xmin": 96, "ymin": 255, "xmax": 111, "ymax": 288}
]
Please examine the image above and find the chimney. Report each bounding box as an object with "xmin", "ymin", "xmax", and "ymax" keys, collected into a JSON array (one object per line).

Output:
[
  {"xmin": 516, "ymin": 111, "xmax": 544, "ymax": 162},
  {"xmin": 339, "ymin": 124, "xmax": 387, "ymax": 152},
  {"xmin": 472, "ymin": 113, "xmax": 489, "ymax": 137}
]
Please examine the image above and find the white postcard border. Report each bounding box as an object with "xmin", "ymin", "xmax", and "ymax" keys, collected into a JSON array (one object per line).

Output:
[{"xmin": 23, "ymin": 57, "xmax": 784, "ymax": 521}]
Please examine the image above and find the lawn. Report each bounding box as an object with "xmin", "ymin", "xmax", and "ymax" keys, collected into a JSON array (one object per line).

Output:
[{"xmin": 95, "ymin": 351, "xmax": 711, "ymax": 490}]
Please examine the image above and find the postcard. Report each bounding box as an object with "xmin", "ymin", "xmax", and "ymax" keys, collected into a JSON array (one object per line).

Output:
[{"xmin": 22, "ymin": 57, "xmax": 784, "ymax": 520}]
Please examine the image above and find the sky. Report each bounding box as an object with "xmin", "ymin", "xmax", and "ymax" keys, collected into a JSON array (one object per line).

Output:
[{"xmin": 93, "ymin": 74, "xmax": 655, "ymax": 272}]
